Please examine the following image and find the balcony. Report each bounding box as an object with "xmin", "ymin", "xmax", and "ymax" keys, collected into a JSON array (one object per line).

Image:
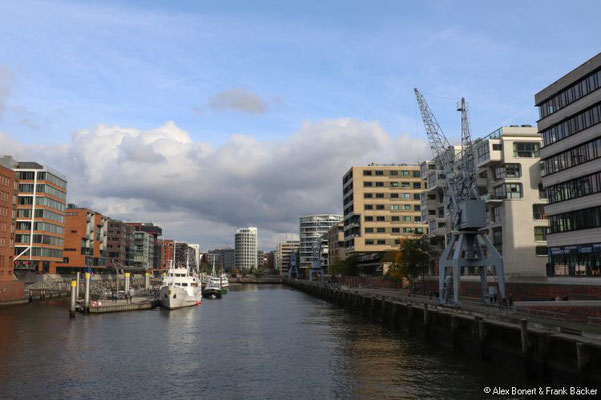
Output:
[{"xmin": 479, "ymin": 193, "xmax": 504, "ymax": 203}]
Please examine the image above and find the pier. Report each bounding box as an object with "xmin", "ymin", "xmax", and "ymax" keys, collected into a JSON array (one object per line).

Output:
[
  {"xmin": 287, "ymin": 279, "xmax": 601, "ymax": 385},
  {"xmin": 87, "ymin": 298, "xmax": 159, "ymax": 314}
]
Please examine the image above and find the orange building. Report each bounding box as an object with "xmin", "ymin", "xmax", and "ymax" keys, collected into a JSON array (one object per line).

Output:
[
  {"xmin": 10, "ymin": 160, "xmax": 68, "ymax": 274},
  {"xmin": 0, "ymin": 163, "xmax": 23, "ymax": 301},
  {"xmin": 51, "ymin": 206, "xmax": 108, "ymax": 274}
]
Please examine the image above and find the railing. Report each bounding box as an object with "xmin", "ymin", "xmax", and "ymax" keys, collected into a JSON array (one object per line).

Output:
[{"xmin": 588, "ymin": 316, "xmax": 601, "ymax": 326}]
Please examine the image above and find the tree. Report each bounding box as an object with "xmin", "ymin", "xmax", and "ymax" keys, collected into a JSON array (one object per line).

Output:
[
  {"xmin": 398, "ymin": 236, "xmax": 430, "ymax": 289},
  {"xmin": 330, "ymin": 256, "xmax": 359, "ymax": 277},
  {"xmin": 383, "ymin": 250, "xmax": 403, "ymax": 288}
]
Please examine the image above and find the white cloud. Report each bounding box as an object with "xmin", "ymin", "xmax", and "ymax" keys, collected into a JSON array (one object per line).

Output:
[
  {"xmin": 208, "ymin": 87, "xmax": 268, "ymax": 114},
  {"xmin": 3, "ymin": 119, "xmax": 430, "ymax": 249}
]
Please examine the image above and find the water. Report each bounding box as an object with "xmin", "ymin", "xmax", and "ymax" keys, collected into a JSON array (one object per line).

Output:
[{"xmin": 0, "ymin": 285, "xmax": 531, "ymax": 399}]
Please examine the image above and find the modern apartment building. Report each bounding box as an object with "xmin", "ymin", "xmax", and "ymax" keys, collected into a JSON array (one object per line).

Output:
[
  {"xmin": 235, "ymin": 227, "xmax": 258, "ymax": 269},
  {"xmin": 107, "ymin": 219, "xmax": 134, "ymax": 269},
  {"xmin": 0, "ymin": 157, "xmax": 68, "ymax": 273},
  {"xmin": 52, "ymin": 206, "xmax": 108, "ymax": 273},
  {"xmin": 133, "ymin": 231, "xmax": 155, "ymax": 270},
  {"xmin": 299, "ymin": 214, "xmax": 342, "ymax": 273},
  {"xmin": 473, "ymin": 126, "xmax": 549, "ymax": 278},
  {"xmin": 421, "ymin": 127, "xmax": 548, "ymax": 279},
  {"xmin": 275, "ymin": 240, "xmax": 300, "ymax": 276},
  {"xmin": 342, "ymin": 164, "xmax": 424, "ymax": 274},
  {"xmin": 188, "ymin": 243, "xmax": 201, "ymax": 270},
  {"xmin": 126, "ymin": 222, "xmax": 163, "ymax": 268},
  {"xmin": 536, "ymin": 52, "xmax": 601, "ymax": 277},
  {"xmin": 257, "ymin": 250, "xmax": 264, "ymax": 268}
]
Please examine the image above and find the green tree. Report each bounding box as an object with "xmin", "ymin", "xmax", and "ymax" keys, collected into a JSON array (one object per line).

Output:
[
  {"xmin": 330, "ymin": 256, "xmax": 359, "ymax": 277},
  {"xmin": 398, "ymin": 236, "xmax": 430, "ymax": 289}
]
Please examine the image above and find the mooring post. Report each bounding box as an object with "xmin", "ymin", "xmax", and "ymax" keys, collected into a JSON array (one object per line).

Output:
[
  {"xmin": 84, "ymin": 272, "xmax": 90, "ymax": 314},
  {"xmin": 520, "ymin": 319, "xmax": 529, "ymax": 355},
  {"xmin": 145, "ymin": 272, "xmax": 150, "ymax": 291},
  {"xmin": 451, "ymin": 315, "xmax": 458, "ymax": 349},
  {"xmin": 478, "ymin": 317, "xmax": 487, "ymax": 360},
  {"xmin": 576, "ymin": 343, "xmax": 588, "ymax": 381},
  {"xmin": 75, "ymin": 272, "xmax": 80, "ymax": 300},
  {"xmin": 69, "ymin": 280, "xmax": 77, "ymax": 319},
  {"xmin": 124, "ymin": 272, "xmax": 131, "ymax": 298}
]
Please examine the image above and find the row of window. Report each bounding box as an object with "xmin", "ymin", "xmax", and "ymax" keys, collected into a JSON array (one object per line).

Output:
[
  {"xmin": 15, "ymin": 234, "xmax": 64, "ymax": 246},
  {"xmin": 363, "ymin": 181, "xmax": 422, "ymax": 189},
  {"xmin": 363, "ymin": 170, "xmax": 420, "ymax": 177},
  {"xmin": 18, "ymin": 171, "xmax": 67, "ymax": 189},
  {"xmin": 15, "ymin": 221, "xmax": 64, "ymax": 235},
  {"xmin": 365, "ymin": 224, "xmax": 423, "ymax": 234},
  {"xmin": 542, "ymin": 100, "xmax": 601, "ymax": 146},
  {"xmin": 549, "ymin": 205, "xmax": 601, "ymax": 233},
  {"xmin": 538, "ymin": 68, "xmax": 601, "ymax": 120},
  {"xmin": 546, "ymin": 171, "xmax": 601, "ymax": 204},
  {"xmin": 493, "ymin": 183, "xmax": 523, "ymax": 199},
  {"xmin": 494, "ymin": 164, "xmax": 521, "ymax": 180},
  {"xmin": 365, "ymin": 204, "xmax": 422, "ymax": 211},
  {"xmin": 13, "ymin": 246, "xmax": 63, "ymax": 258},
  {"xmin": 542, "ymin": 137, "xmax": 601, "ymax": 176},
  {"xmin": 513, "ymin": 142, "xmax": 540, "ymax": 158},
  {"xmin": 17, "ymin": 208, "xmax": 65, "ymax": 223}
]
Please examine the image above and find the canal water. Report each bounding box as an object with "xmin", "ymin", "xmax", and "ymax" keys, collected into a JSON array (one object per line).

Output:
[{"xmin": 0, "ymin": 285, "xmax": 532, "ymax": 399}]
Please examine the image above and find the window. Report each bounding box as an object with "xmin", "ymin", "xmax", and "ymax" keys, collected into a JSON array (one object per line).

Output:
[
  {"xmin": 375, "ymin": 193, "xmax": 384, "ymax": 199},
  {"xmin": 413, "ymin": 171, "xmax": 420, "ymax": 177},
  {"xmin": 363, "ymin": 170, "xmax": 372, "ymax": 176},
  {"xmin": 549, "ymin": 205, "xmax": 601, "ymax": 233},
  {"xmin": 375, "ymin": 182, "xmax": 384, "ymax": 187},
  {"xmin": 494, "ymin": 183, "xmax": 523, "ymax": 199},
  {"xmin": 514, "ymin": 142, "xmax": 540, "ymax": 158},
  {"xmin": 534, "ymin": 227, "xmax": 549, "ymax": 241},
  {"xmin": 414, "ymin": 193, "xmax": 421, "ymax": 200},
  {"xmin": 391, "ymin": 182, "xmax": 399, "ymax": 187},
  {"xmin": 391, "ymin": 193, "xmax": 399, "ymax": 198},
  {"xmin": 414, "ymin": 216, "xmax": 421, "ymax": 222},
  {"xmin": 402, "ymin": 216, "xmax": 412, "ymax": 222},
  {"xmin": 533, "ymin": 204, "xmax": 547, "ymax": 219},
  {"xmin": 415, "ymin": 227, "xmax": 424, "ymax": 234},
  {"xmin": 401, "ymin": 171, "xmax": 410, "ymax": 176},
  {"xmin": 365, "ymin": 228, "xmax": 373, "ymax": 233},
  {"xmin": 392, "ymin": 227, "xmax": 400, "ymax": 233},
  {"xmin": 365, "ymin": 216, "xmax": 373, "ymax": 221},
  {"xmin": 494, "ymin": 164, "xmax": 521, "ymax": 180},
  {"xmin": 365, "ymin": 239, "xmax": 374, "ymax": 245},
  {"xmin": 491, "ymin": 206, "xmax": 501, "ymax": 223},
  {"xmin": 535, "ymin": 246, "xmax": 548, "ymax": 256},
  {"xmin": 374, "ymin": 170, "xmax": 383, "ymax": 176},
  {"xmin": 546, "ymin": 171, "xmax": 601, "ymax": 204},
  {"xmin": 364, "ymin": 193, "xmax": 373, "ymax": 198},
  {"xmin": 390, "ymin": 170, "xmax": 398, "ymax": 176},
  {"xmin": 542, "ymin": 137, "xmax": 601, "ymax": 176},
  {"xmin": 477, "ymin": 144, "xmax": 490, "ymax": 163},
  {"xmin": 391, "ymin": 216, "xmax": 400, "ymax": 221},
  {"xmin": 365, "ymin": 205, "xmax": 373, "ymax": 210},
  {"xmin": 492, "ymin": 227, "xmax": 503, "ymax": 246},
  {"xmin": 492, "ymin": 143, "xmax": 502, "ymax": 151},
  {"xmin": 377, "ymin": 227, "xmax": 385, "ymax": 233},
  {"xmin": 414, "ymin": 205, "xmax": 420, "ymax": 211},
  {"xmin": 364, "ymin": 182, "xmax": 373, "ymax": 187},
  {"xmin": 401, "ymin": 182, "xmax": 410, "ymax": 188},
  {"xmin": 391, "ymin": 205, "xmax": 400, "ymax": 210},
  {"xmin": 376, "ymin": 205, "xmax": 385, "ymax": 210},
  {"xmin": 377, "ymin": 239, "xmax": 386, "ymax": 245},
  {"xmin": 413, "ymin": 182, "xmax": 421, "ymax": 189},
  {"xmin": 376, "ymin": 216, "xmax": 385, "ymax": 222},
  {"xmin": 401, "ymin": 193, "xmax": 410, "ymax": 199},
  {"xmin": 542, "ymin": 101, "xmax": 601, "ymax": 146},
  {"xmin": 403, "ymin": 205, "xmax": 411, "ymax": 210},
  {"xmin": 538, "ymin": 67, "xmax": 601, "ymax": 119},
  {"xmin": 403, "ymin": 228, "xmax": 413, "ymax": 233}
]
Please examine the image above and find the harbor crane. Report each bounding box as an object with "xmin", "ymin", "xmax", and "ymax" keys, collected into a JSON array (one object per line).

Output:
[{"xmin": 414, "ymin": 88, "xmax": 505, "ymax": 306}]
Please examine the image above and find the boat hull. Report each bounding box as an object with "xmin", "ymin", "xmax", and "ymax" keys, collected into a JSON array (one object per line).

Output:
[
  {"xmin": 159, "ymin": 286, "xmax": 202, "ymax": 309},
  {"xmin": 202, "ymin": 288, "xmax": 222, "ymax": 299}
]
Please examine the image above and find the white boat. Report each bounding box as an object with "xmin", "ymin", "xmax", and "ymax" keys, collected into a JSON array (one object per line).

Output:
[
  {"xmin": 159, "ymin": 241, "xmax": 202, "ymax": 309},
  {"xmin": 159, "ymin": 268, "xmax": 203, "ymax": 309},
  {"xmin": 220, "ymin": 273, "xmax": 229, "ymax": 288}
]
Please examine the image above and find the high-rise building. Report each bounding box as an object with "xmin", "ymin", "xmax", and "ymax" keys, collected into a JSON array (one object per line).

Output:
[
  {"xmin": 0, "ymin": 162, "xmax": 23, "ymax": 301},
  {"xmin": 52, "ymin": 206, "xmax": 108, "ymax": 274},
  {"xmin": 133, "ymin": 231, "xmax": 155, "ymax": 270},
  {"xmin": 235, "ymin": 227, "xmax": 258, "ymax": 269},
  {"xmin": 420, "ymin": 126, "xmax": 549, "ymax": 278},
  {"xmin": 536, "ymin": 52, "xmax": 601, "ymax": 277},
  {"xmin": 342, "ymin": 164, "xmax": 424, "ymax": 274},
  {"xmin": 275, "ymin": 240, "xmax": 300, "ymax": 276},
  {"xmin": 107, "ymin": 219, "xmax": 135, "ymax": 269},
  {"xmin": 0, "ymin": 157, "xmax": 68, "ymax": 274},
  {"xmin": 208, "ymin": 247, "xmax": 235, "ymax": 271},
  {"xmin": 126, "ymin": 222, "xmax": 163, "ymax": 268},
  {"xmin": 257, "ymin": 249, "xmax": 264, "ymax": 268},
  {"xmin": 299, "ymin": 215, "xmax": 342, "ymax": 273}
]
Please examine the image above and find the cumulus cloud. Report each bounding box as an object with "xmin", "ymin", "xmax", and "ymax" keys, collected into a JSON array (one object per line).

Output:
[
  {"xmin": 4, "ymin": 119, "xmax": 430, "ymax": 249},
  {"xmin": 208, "ymin": 87, "xmax": 267, "ymax": 114}
]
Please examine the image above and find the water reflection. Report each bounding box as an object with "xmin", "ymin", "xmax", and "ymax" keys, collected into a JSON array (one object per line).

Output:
[{"xmin": 0, "ymin": 285, "xmax": 531, "ymax": 399}]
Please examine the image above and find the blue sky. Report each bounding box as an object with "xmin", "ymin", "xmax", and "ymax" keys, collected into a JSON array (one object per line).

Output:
[
  {"xmin": 1, "ymin": 0, "xmax": 600, "ymax": 248},
  {"xmin": 2, "ymin": 0, "xmax": 600, "ymax": 147}
]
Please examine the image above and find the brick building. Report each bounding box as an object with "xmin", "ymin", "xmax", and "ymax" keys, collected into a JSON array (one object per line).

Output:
[
  {"xmin": 107, "ymin": 219, "xmax": 134, "ymax": 269},
  {"xmin": 51, "ymin": 206, "xmax": 108, "ymax": 273},
  {"xmin": 0, "ymin": 163, "xmax": 23, "ymax": 301}
]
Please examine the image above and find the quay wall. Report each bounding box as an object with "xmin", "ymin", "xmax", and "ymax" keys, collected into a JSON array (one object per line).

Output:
[
  {"xmin": 287, "ymin": 279, "xmax": 601, "ymax": 386},
  {"xmin": 0, "ymin": 281, "xmax": 25, "ymax": 303}
]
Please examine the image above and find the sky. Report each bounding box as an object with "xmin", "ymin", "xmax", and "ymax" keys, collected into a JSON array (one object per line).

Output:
[{"xmin": 0, "ymin": 0, "xmax": 600, "ymax": 250}]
